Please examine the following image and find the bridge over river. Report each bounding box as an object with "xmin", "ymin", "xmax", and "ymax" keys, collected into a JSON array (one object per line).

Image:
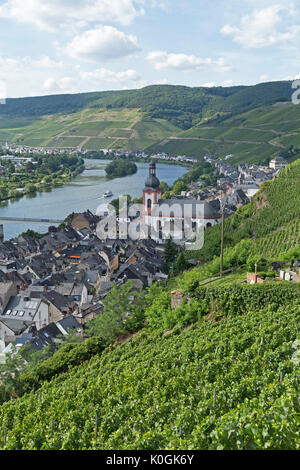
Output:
[
  {"xmin": 0, "ymin": 217, "xmax": 64, "ymax": 224},
  {"xmin": 0, "ymin": 217, "xmax": 64, "ymax": 241}
]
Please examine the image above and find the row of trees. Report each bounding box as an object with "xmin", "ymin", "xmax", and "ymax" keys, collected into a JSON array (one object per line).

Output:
[{"xmin": 0, "ymin": 153, "xmax": 84, "ymax": 201}]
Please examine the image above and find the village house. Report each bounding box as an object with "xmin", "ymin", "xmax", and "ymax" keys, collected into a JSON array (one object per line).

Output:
[
  {"xmin": 43, "ymin": 290, "xmax": 76, "ymax": 323},
  {"xmin": 0, "ymin": 281, "xmax": 18, "ymax": 314},
  {"xmin": 269, "ymin": 157, "xmax": 287, "ymax": 170},
  {"xmin": 70, "ymin": 210, "xmax": 100, "ymax": 231},
  {"xmin": 0, "ymin": 293, "xmax": 49, "ymax": 350}
]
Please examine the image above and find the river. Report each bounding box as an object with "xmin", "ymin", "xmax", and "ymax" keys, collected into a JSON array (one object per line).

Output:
[{"xmin": 0, "ymin": 159, "xmax": 188, "ymax": 240}]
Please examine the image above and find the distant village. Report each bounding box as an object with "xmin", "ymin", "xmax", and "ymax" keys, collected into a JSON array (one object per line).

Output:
[
  {"xmin": 179, "ymin": 154, "xmax": 289, "ymax": 217},
  {"xmin": 0, "ymin": 143, "xmax": 197, "ymax": 164},
  {"xmin": 0, "ymin": 143, "xmax": 296, "ymax": 362}
]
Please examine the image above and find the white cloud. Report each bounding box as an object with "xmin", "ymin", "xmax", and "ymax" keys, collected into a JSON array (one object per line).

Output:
[
  {"xmin": 259, "ymin": 73, "xmax": 300, "ymax": 82},
  {"xmin": 147, "ymin": 51, "xmax": 232, "ymax": 72},
  {"xmin": 65, "ymin": 25, "xmax": 140, "ymax": 62},
  {"xmin": 201, "ymin": 82, "xmax": 217, "ymax": 88},
  {"xmin": 0, "ymin": 0, "xmax": 145, "ymax": 31},
  {"xmin": 42, "ymin": 77, "xmax": 78, "ymax": 93},
  {"xmin": 0, "ymin": 55, "xmax": 80, "ymax": 97},
  {"xmin": 221, "ymin": 4, "xmax": 300, "ymax": 48},
  {"xmin": 80, "ymin": 68, "xmax": 140, "ymax": 83}
]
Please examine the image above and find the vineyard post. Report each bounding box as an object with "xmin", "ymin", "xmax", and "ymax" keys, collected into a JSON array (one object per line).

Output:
[
  {"xmin": 220, "ymin": 203, "xmax": 225, "ymax": 279},
  {"xmin": 3, "ymin": 422, "xmax": 6, "ymax": 447},
  {"xmin": 95, "ymin": 413, "xmax": 98, "ymax": 439}
]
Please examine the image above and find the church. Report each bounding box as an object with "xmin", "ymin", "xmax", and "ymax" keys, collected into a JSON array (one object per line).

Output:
[{"xmin": 142, "ymin": 162, "xmax": 221, "ymax": 244}]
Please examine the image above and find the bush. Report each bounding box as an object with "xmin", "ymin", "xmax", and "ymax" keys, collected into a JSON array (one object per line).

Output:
[{"xmin": 20, "ymin": 336, "xmax": 106, "ymax": 393}]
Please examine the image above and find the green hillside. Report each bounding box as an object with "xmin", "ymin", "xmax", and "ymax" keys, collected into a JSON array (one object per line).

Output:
[
  {"xmin": 0, "ymin": 283, "xmax": 299, "ymax": 450},
  {"xmin": 151, "ymin": 101, "xmax": 300, "ymax": 164},
  {"xmin": 0, "ymin": 81, "xmax": 299, "ymax": 162},
  {"xmin": 195, "ymin": 159, "xmax": 300, "ymax": 264},
  {"xmin": 0, "ymin": 108, "xmax": 182, "ymax": 151}
]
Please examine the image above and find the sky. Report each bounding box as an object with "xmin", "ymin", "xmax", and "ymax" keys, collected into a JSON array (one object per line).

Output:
[{"xmin": 0, "ymin": 0, "xmax": 299, "ymax": 98}]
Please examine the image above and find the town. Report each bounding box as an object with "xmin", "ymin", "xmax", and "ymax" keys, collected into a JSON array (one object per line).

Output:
[{"xmin": 0, "ymin": 153, "xmax": 298, "ymax": 364}]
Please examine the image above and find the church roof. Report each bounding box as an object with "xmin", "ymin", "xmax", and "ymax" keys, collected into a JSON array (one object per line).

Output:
[
  {"xmin": 144, "ymin": 174, "xmax": 160, "ymax": 190},
  {"xmin": 152, "ymin": 199, "xmax": 221, "ymax": 219}
]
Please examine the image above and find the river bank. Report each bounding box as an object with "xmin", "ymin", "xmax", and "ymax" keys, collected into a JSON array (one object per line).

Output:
[{"xmin": 0, "ymin": 160, "xmax": 188, "ymax": 240}]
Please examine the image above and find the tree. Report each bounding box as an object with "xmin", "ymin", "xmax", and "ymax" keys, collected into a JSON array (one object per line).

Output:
[
  {"xmin": 0, "ymin": 347, "xmax": 26, "ymax": 402},
  {"xmin": 172, "ymin": 179, "xmax": 188, "ymax": 195},
  {"xmin": 174, "ymin": 251, "xmax": 189, "ymax": 274},
  {"xmin": 25, "ymin": 183, "xmax": 37, "ymax": 194},
  {"xmin": 164, "ymin": 237, "xmax": 178, "ymax": 264},
  {"xmin": 86, "ymin": 281, "xmax": 136, "ymax": 341},
  {"xmin": 159, "ymin": 181, "xmax": 170, "ymax": 194}
]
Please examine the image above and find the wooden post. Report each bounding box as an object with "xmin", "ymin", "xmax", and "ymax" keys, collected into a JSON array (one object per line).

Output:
[
  {"xmin": 220, "ymin": 203, "xmax": 225, "ymax": 278},
  {"xmin": 95, "ymin": 413, "xmax": 98, "ymax": 439},
  {"xmin": 3, "ymin": 422, "xmax": 6, "ymax": 447}
]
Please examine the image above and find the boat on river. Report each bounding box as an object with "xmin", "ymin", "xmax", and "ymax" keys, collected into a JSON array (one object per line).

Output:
[{"xmin": 102, "ymin": 190, "xmax": 113, "ymax": 198}]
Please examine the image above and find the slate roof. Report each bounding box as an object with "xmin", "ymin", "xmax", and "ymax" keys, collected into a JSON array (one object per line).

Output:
[
  {"xmin": 154, "ymin": 199, "xmax": 221, "ymax": 219},
  {"xmin": 57, "ymin": 315, "xmax": 81, "ymax": 333},
  {"xmin": 1, "ymin": 295, "xmax": 42, "ymax": 329},
  {"xmin": 43, "ymin": 290, "xmax": 74, "ymax": 313}
]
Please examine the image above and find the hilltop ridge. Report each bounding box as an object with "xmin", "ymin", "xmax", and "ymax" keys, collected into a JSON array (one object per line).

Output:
[{"xmin": 0, "ymin": 81, "xmax": 299, "ymax": 165}]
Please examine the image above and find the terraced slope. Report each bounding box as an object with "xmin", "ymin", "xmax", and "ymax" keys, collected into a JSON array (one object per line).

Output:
[
  {"xmin": 0, "ymin": 108, "xmax": 181, "ymax": 151},
  {"xmin": 0, "ymin": 81, "xmax": 298, "ymax": 162},
  {"xmin": 0, "ymin": 284, "xmax": 299, "ymax": 450},
  {"xmin": 196, "ymin": 159, "xmax": 300, "ymax": 262},
  {"xmin": 150, "ymin": 101, "xmax": 300, "ymax": 163}
]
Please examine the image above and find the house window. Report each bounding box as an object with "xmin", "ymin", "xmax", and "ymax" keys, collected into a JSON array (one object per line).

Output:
[{"xmin": 147, "ymin": 199, "xmax": 152, "ymax": 209}]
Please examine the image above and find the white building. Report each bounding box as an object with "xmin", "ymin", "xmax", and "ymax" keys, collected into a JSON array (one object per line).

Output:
[
  {"xmin": 269, "ymin": 157, "xmax": 287, "ymax": 170},
  {"xmin": 142, "ymin": 162, "xmax": 221, "ymax": 243}
]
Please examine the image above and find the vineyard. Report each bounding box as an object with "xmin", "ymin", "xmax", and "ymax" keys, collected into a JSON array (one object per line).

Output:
[
  {"xmin": 0, "ymin": 156, "xmax": 299, "ymax": 450},
  {"xmin": 0, "ymin": 284, "xmax": 299, "ymax": 450},
  {"xmin": 250, "ymin": 218, "xmax": 300, "ymax": 259},
  {"xmin": 198, "ymin": 160, "xmax": 300, "ymax": 262}
]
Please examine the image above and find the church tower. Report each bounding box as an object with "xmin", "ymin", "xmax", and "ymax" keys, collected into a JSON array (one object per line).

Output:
[{"xmin": 143, "ymin": 161, "xmax": 162, "ymax": 225}]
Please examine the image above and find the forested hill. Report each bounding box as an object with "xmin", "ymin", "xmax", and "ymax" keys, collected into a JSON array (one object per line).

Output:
[
  {"xmin": 106, "ymin": 81, "xmax": 293, "ymax": 129},
  {"xmin": 0, "ymin": 80, "xmax": 297, "ymax": 160},
  {"xmin": 0, "ymin": 81, "xmax": 293, "ymax": 128}
]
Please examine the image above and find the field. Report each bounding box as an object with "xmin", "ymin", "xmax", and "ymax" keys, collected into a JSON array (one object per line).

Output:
[
  {"xmin": 150, "ymin": 101, "xmax": 300, "ymax": 163},
  {"xmin": 0, "ymin": 108, "xmax": 182, "ymax": 152}
]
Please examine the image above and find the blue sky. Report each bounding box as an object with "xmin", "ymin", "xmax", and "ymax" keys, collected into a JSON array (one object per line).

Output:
[{"xmin": 0, "ymin": 0, "xmax": 299, "ymax": 98}]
